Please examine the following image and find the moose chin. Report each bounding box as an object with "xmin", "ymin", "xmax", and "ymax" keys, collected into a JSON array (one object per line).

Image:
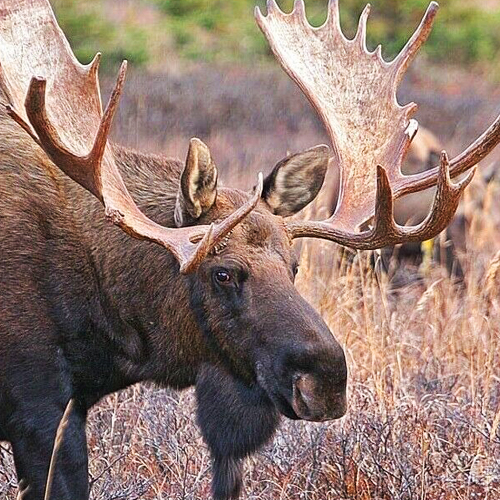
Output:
[{"xmin": 1, "ymin": 1, "xmax": 499, "ymax": 500}]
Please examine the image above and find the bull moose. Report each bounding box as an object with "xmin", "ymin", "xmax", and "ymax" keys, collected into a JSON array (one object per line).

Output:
[
  {"xmin": 313, "ymin": 125, "xmax": 499, "ymax": 279},
  {"xmin": 312, "ymin": 125, "xmax": 468, "ymax": 277},
  {"xmin": 1, "ymin": 1, "xmax": 500, "ymax": 499}
]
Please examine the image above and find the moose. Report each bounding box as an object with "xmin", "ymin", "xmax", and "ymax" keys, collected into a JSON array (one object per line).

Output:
[
  {"xmin": 1, "ymin": 1, "xmax": 500, "ymax": 499},
  {"xmin": 312, "ymin": 125, "xmax": 469, "ymax": 277},
  {"xmin": 311, "ymin": 125, "xmax": 453, "ymax": 273}
]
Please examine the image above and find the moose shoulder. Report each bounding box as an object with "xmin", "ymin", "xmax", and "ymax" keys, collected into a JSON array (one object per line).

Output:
[{"xmin": 1, "ymin": 1, "xmax": 500, "ymax": 500}]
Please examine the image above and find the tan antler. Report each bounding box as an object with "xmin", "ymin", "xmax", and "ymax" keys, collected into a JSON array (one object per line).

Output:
[
  {"xmin": 1, "ymin": 0, "xmax": 262, "ymax": 273},
  {"xmin": 256, "ymin": 0, "xmax": 500, "ymax": 248}
]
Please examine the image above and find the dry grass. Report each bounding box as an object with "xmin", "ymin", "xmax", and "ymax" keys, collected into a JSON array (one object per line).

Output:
[{"xmin": 1, "ymin": 63, "xmax": 500, "ymax": 499}]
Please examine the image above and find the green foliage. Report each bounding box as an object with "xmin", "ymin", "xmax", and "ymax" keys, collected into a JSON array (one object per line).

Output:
[
  {"xmin": 49, "ymin": 0, "xmax": 500, "ymax": 68},
  {"xmin": 51, "ymin": 0, "xmax": 149, "ymax": 71},
  {"xmin": 337, "ymin": 0, "xmax": 500, "ymax": 65},
  {"xmin": 152, "ymin": 0, "xmax": 269, "ymax": 60},
  {"xmin": 152, "ymin": 0, "xmax": 500, "ymax": 65},
  {"xmin": 424, "ymin": 1, "xmax": 500, "ymax": 64}
]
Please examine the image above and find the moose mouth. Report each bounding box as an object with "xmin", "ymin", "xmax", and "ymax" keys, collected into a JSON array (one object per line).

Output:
[
  {"xmin": 267, "ymin": 388, "xmax": 301, "ymax": 420},
  {"xmin": 255, "ymin": 362, "xmax": 297, "ymax": 419}
]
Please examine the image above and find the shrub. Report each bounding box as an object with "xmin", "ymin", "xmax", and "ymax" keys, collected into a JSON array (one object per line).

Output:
[{"xmin": 152, "ymin": 0, "xmax": 500, "ymax": 65}]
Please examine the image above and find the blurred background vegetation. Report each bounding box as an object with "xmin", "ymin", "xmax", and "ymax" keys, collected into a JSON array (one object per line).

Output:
[{"xmin": 51, "ymin": 0, "xmax": 500, "ymax": 73}]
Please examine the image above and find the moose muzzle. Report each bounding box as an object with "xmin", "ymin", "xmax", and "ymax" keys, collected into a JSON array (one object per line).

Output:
[
  {"xmin": 256, "ymin": 338, "xmax": 348, "ymax": 422},
  {"xmin": 291, "ymin": 372, "xmax": 347, "ymax": 421}
]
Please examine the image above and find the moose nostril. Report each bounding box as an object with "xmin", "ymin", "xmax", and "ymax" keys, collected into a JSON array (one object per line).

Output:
[
  {"xmin": 291, "ymin": 374, "xmax": 317, "ymax": 418},
  {"xmin": 291, "ymin": 372, "xmax": 347, "ymax": 421}
]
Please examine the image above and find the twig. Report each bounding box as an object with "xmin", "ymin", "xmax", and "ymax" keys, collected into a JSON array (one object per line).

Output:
[
  {"xmin": 16, "ymin": 479, "xmax": 29, "ymax": 500},
  {"xmin": 44, "ymin": 399, "xmax": 75, "ymax": 500}
]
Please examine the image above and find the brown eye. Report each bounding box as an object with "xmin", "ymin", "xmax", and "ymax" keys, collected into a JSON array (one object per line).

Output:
[{"xmin": 215, "ymin": 270, "xmax": 231, "ymax": 284}]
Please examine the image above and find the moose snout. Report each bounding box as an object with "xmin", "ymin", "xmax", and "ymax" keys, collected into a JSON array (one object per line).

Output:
[
  {"xmin": 253, "ymin": 292, "xmax": 349, "ymax": 422},
  {"xmin": 291, "ymin": 372, "xmax": 347, "ymax": 422},
  {"xmin": 261, "ymin": 339, "xmax": 348, "ymax": 422}
]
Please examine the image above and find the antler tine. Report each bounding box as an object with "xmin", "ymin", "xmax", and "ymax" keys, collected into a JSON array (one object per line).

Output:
[
  {"xmin": 88, "ymin": 53, "xmax": 102, "ymax": 84},
  {"xmin": 392, "ymin": 1, "xmax": 438, "ymax": 84},
  {"xmin": 326, "ymin": 0, "xmax": 340, "ymax": 27},
  {"xmin": 372, "ymin": 165, "xmax": 395, "ymax": 235},
  {"xmin": 391, "ymin": 152, "xmax": 472, "ymax": 242},
  {"xmin": 267, "ymin": 0, "xmax": 280, "ymax": 15},
  {"xmin": 293, "ymin": 0, "xmax": 305, "ymax": 15},
  {"xmin": 397, "ymin": 152, "xmax": 475, "ymax": 240},
  {"xmin": 354, "ymin": 4, "xmax": 370, "ymax": 49},
  {"xmin": 90, "ymin": 61, "xmax": 127, "ymax": 168}
]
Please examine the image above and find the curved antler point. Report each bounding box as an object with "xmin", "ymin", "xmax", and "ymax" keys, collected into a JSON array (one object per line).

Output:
[
  {"xmin": 267, "ymin": 0, "xmax": 280, "ymax": 15},
  {"xmin": 355, "ymin": 4, "xmax": 370, "ymax": 47},
  {"xmin": 326, "ymin": 0, "xmax": 340, "ymax": 26},
  {"xmin": 293, "ymin": 0, "xmax": 306, "ymax": 18},
  {"xmin": 437, "ymin": 149, "xmax": 455, "ymax": 192},
  {"xmin": 459, "ymin": 167, "xmax": 476, "ymax": 190},
  {"xmin": 429, "ymin": 1, "xmax": 440, "ymax": 13}
]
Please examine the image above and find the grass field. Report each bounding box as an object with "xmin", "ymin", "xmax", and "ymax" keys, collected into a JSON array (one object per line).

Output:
[{"xmin": 1, "ymin": 62, "xmax": 500, "ymax": 499}]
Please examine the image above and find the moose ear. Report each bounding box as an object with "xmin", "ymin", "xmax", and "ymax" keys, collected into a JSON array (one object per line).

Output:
[
  {"xmin": 262, "ymin": 145, "xmax": 330, "ymax": 217},
  {"xmin": 175, "ymin": 138, "xmax": 218, "ymax": 226}
]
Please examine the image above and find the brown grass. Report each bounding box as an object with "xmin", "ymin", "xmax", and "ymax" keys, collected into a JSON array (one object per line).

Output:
[{"xmin": 1, "ymin": 63, "xmax": 500, "ymax": 499}]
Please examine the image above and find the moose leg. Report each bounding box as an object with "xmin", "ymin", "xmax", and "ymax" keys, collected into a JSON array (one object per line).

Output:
[
  {"xmin": 3, "ymin": 351, "xmax": 90, "ymax": 500},
  {"xmin": 196, "ymin": 364, "xmax": 280, "ymax": 500},
  {"xmin": 10, "ymin": 400, "xmax": 88, "ymax": 500}
]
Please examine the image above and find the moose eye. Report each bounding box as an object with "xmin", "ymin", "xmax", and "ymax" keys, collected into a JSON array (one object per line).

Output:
[
  {"xmin": 214, "ymin": 269, "xmax": 232, "ymax": 285},
  {"xmin": 293, "ymin": 264, "xmax": 299, "ymax": 277}
]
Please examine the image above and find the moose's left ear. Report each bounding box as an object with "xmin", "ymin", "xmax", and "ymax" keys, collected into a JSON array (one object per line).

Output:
[
  {"xmin": 175, "ymin": 138, "xmax": 218, "ymax": 226},
  {"xmin": 262, "ymin": 145, "xmax": 330, "ymax": 217}
]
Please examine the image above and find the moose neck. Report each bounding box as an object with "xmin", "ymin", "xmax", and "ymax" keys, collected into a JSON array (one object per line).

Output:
[{"xmin": 75, "ymin": 146, "xmax": 212, "ymax": 393}]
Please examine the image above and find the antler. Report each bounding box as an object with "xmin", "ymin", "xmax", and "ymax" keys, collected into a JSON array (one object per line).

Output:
[
  {"xmin": 256, "ymin": 0, "xmax": 500, "ymax": 248},
  {"xmin": 1, "ymin": 0, "xmax": 262, "ymax": 273}
]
